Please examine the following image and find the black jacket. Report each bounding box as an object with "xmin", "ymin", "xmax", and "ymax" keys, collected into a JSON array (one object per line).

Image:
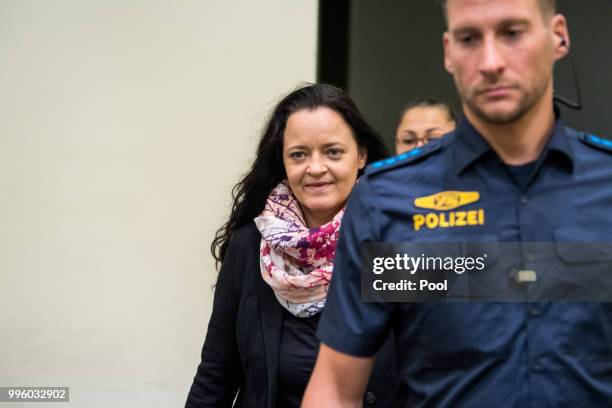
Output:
[{"xmin": 186, "ymin": 223, "xmax": 398, "ymax": 407}]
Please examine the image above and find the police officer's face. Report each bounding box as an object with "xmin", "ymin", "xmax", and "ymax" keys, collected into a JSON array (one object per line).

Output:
[
  {"xmin": 283, "ymin": 107, "xmax": 367, "ymax": 228},
  {"xmin": 443, "ymin": 0, "xmax": 569, "ymax": 124}
]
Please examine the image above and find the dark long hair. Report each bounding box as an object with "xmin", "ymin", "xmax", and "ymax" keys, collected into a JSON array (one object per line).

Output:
[{"xmin": 211, "ymin": 83, "xmax": 388, "ymax": 267}]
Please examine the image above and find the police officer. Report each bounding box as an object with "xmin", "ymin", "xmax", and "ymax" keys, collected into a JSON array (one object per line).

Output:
[{"xmin": 303, "ymin": 0, "xmax": 612, "ymax": 406}]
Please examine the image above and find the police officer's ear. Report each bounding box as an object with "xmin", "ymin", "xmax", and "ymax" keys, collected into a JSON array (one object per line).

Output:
[
  {"xmin": 551, "ymin": 13, "xmax": 570, "ymax": 61},
  {"xmin": 442, "ymin": 31, "xmax": 454, "ymax": 74}
]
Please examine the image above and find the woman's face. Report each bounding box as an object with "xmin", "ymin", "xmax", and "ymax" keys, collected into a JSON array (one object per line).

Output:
[{"xmin": 283, "ymin": 107, "xmax": 367, "ymax": 228}]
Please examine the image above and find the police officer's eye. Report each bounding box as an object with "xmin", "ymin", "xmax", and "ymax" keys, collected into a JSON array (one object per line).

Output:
[
  {"xmin": 504, "ymin": 29, "xmax": 523, "ymax": 40},
  {"xmin": 457, "ymin": 34, "xmax": 476, "ymax": 46}
]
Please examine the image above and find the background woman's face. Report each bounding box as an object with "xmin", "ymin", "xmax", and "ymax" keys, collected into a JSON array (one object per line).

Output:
[{"xmin": 283, "ymin": 107, "xmax": 367, "ymax": 228}]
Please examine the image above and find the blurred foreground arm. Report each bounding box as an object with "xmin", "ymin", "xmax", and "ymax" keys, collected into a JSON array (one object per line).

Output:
[{"xmin": 302, "ymin": 343, "xmax": 374, "ymax": 408}]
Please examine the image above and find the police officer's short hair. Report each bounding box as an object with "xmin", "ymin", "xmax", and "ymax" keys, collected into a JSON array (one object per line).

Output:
[{"xmin": 438, "ymin": 0, "xmax": 557, "ymax": 22}]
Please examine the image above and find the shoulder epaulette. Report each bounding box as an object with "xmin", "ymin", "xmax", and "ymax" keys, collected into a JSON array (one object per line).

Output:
[
  {"xmin": 579, "ymin": 133, "xmax": 612, "ymax": 154},
  {"xmin": 366, "ymin": 143, "xmax": 443, "ymax": 176}
]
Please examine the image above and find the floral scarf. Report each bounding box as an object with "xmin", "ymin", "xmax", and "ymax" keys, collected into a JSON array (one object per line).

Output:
[{"xmin": 253, "ymin": 181, "xmax": 343, "ymax": 318}]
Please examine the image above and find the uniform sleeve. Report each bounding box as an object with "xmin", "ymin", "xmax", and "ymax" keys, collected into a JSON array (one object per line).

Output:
[
  {"xmin": 316, "ymin": 177, "xmax": 395, "ymax": 357},
  {"xmin": 185, "ymin": 231, "xmax": 246, "ymax": 407}
]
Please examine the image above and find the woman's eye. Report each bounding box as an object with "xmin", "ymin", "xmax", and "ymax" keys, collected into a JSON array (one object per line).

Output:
[
  {"xmin": 290, "ymin": 151, "xmax": 305, "ymax": 159},
  {"xmin": 327, "ymin": 148, "xmax": 344, "ymax": 157}
]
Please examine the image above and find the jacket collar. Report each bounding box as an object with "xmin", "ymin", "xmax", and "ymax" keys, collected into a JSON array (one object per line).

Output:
[{"xmin": 452, "ymin": 105, "xmax": 575, "ymax": 176}]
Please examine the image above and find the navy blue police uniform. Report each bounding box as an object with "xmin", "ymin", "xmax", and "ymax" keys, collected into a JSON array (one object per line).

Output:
[{"xmin": 317, "ymin": 112, "xmax": 612, "ymax": 407}]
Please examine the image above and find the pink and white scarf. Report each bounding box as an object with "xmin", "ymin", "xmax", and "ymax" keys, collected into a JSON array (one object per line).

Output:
[{"xmin": 254, "ymin": 181, "xmax": 343, "ymax": 317}]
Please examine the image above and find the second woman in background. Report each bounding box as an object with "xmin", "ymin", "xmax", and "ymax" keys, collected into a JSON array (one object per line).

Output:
[{"xmin": 186, "ymin": 83, "xmax": 397, "ymax": 407}]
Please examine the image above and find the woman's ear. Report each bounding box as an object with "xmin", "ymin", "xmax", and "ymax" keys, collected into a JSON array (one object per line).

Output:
[{"xmin": 358, "ymin": 148, "xmax": 368, "ymax": 169}]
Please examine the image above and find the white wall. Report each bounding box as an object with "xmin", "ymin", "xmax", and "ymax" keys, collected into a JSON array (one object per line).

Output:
[{"xmin": 0, "ymin": 1, "xmax": 317, "ymax": 406}]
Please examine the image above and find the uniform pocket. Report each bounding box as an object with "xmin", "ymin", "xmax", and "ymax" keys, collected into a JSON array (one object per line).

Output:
[
  {"xmin": 414, "ymin": 302, "xmax": 514, "ymax": 368},
  {"xmin": 552, "ymin": 225, "xmax": 612, "ymax": 360},
  {"xmin": 549, "ymin": 226, "xmax": 612, "ymax": 301},
  {"xmin": 412, "ymin": 233, "xmax": 514, "ymax": 367}
]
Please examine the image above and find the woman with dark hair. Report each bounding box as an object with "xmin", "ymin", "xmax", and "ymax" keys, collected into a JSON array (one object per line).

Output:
[{"xmin": 186, "ymin": 83, "xmax": 396, "ymax": 407}]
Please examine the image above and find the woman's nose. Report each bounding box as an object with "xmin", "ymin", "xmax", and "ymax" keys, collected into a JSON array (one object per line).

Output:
[{"xmin": 306, "ymin": 156, "xmax": 327, "ymax": 176}]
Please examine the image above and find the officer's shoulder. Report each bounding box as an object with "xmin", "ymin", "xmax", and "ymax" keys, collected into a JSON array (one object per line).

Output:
[
  {"xmin": 567, "ymin": 127, "xmax": 612, "ymax": 155},
  {"xmin": 365, "ymin": 135, "xmax": 450, "ymax": 177}
]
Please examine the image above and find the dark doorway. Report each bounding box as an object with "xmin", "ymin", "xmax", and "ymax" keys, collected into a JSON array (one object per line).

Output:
[{"xmin": 318, "ymin": 0, "xmax": 612, "ymax": 148}]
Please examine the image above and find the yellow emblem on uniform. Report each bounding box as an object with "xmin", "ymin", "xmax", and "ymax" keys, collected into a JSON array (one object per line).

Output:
[
  {"xmin": 414, "ymin": 191, "xmax": 480, "ymax": 211},
  {"xmin": 412, "ymin": 191, "xmax": 485, "ymax": 231}
]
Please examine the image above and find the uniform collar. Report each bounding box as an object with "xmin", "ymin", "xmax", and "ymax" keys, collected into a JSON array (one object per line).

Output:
[{"xmin": 452, "ymin": 106, "xmax": 575, "ymax": 176}]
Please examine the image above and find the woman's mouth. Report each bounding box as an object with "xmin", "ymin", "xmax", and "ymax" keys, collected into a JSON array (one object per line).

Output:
[{"xmin": 305, "ymin": 181, "xmax": 333, "ymax": 191}]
